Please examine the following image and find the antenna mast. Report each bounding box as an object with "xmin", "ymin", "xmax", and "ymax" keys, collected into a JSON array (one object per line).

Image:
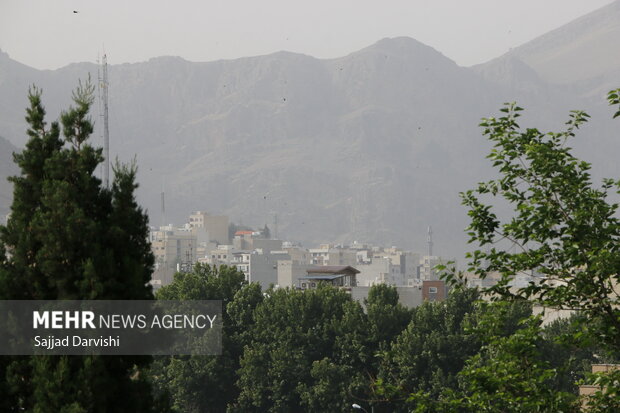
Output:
[
  {"xmin": 161, "ymin": 183, "xmax": 166, "ymax": 227},
  {"xmin": 101, "ymin": 54, "xmax": 110, "ymax": 188},
  {"xmin": 427, "ymin": 226, "xmax": 433, "ymax": 256}
]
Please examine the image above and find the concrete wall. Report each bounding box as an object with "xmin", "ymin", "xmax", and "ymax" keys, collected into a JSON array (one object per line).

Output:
[
  {"xmin": 253, "ymin": 239, "xmax": 283, "ymax": 253},
  {"xmin": 203, "ymin": 215, "xmax": 229, "ymax": 245},
  {"xmin": 350, "ymin": 286, "xmax": 423, "ymax": 308},
  {"xmin": 249, "ymin": 252, "xmax": 290, "ymax": 289},
  {"xmin": 356, "ymin": 259, "xmax": 392, "ymax": 286},
  {"xmin": 277, "ymin": 260, "xmax": 309, "ymax": 288},
  {"xmin": 326, "ymin": 249, "xmax": 357, "ymax": 266}
]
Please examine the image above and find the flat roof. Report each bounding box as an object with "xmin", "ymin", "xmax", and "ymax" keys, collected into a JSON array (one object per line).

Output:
[
  {"xmin": 306, "ymin": 265, "xmax": 360, "ymax": 275},
  {"xmin": 299, "ymin": 274, "xmax": 344, "ymax": 281}
]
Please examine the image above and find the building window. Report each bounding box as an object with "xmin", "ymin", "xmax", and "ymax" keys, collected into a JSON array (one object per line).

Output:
[{"xmin": 428, "ymin": 287, "xmax": 438, "ymax": 293}]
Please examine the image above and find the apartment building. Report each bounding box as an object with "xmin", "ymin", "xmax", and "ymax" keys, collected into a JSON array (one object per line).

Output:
[
  {"xmin": 309, "ymin": 245, "xmax": 357, "ymax": 266},
  {"xmin": 188, "ymin": 211, "xmax": 229, "ymax": 245}
]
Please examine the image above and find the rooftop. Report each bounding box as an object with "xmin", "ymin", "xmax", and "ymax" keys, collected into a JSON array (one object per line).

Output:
[
  {"xmin": 299, "ymin": 274, "xmax": 344, "ymax": 281},
  {"xmin": 306, "ymin": 265, "xmax": 360, "ymax": 275}
]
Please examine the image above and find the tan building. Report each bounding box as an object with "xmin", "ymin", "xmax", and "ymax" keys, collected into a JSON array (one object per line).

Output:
[
  {"xmin": 189, "ymin": 211, "xmax": 229, "ymax": 245},
  {"xmin": 579, "ymin": 364, "xmax": 619, "ymax": 411},
  {"xmin": 208, "ymin": 244, "xmax": 237, "ymax": 267},
  {"xmin": 419, "ymin": 255, "xmax": 448, "ymax": 281},
  {"xmin": 278, "ymin": 260, "xmax": 310, "ymax": 288},
  {"xmin": 150, "ymin": 226, "xmax": 197, "ymax": 286},
  {"xmin": 283, "ymin": 245, "xmax": 310, "ymax": 265},
  {"xmin": 151, "ymin": 226, "xmax": 196, "ymax": 270},
  {"xmin": 231, "ymin": 230, "xmax": 283, "ymax": 252},
  {"xmin": 356, "ymin": 257, "xmax": 403, "ymax": 286},
  {"xmin": 233, "ymin": 230, "xmax": 254, "ymax": 250}
]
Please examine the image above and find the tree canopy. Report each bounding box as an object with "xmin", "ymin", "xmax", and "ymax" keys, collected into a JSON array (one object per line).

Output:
[
  {"xmin": 457, "ymin": 91, "xmax": 620, "ymax": 354},
  {"xmin": 0, "ymin": 82, "xmax": 157, "ymax": 411}
]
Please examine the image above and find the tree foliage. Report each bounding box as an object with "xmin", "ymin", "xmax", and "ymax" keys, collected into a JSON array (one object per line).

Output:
[
  {"xmin": 151, "ymin": 264, "xmax": 256, "ymax": 413},
  {"xmin": 457, "ymin": 95, "xmax": 620, "ymax": 353},
  {"xmin": 410, "ymin": 312, "xmax": 578, "ymax": 413},
  {"xmin": 227, "ymin": 283, "xmax": 413, "ymax": 412},
  {"xmin": 377, "ymin": 288, "xmax": 481, "ymax": 407},
  {"xmin": 233, "ymin": 285, "xmax": 364, "ymax": 412},
  {"xmin": 0, "ymin": 82, "xmax": 157, "ymax": 411},
  {"xmin": 446, "ymin": 90, "xmax": 620, "ymax": 410}
]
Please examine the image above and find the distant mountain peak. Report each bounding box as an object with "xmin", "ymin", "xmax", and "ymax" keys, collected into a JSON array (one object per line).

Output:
[
  {"xmin": 367, "ymin": 37, "xmax": 441, "ymax": 55},
  {"xmin": 491, "ymin": 0, "xmax": 620, "ymax": 86},
  {"xmin": 473, "ymin": 54, "xmax": 543, "ymax": 86},
  {"xmin": 347, "ymin": 36, "xmax": 456, "ymax": 69},
  {"xmin": 373, "ymin": 36, "xmax": 427, "ymax": 48},
  {"xmin": 0, "ymin": 49, "xmax": 13, "ymax": 63},
  {"xmin": 147, "ymin": 55, "xmax": 189, "ymax": 65}
]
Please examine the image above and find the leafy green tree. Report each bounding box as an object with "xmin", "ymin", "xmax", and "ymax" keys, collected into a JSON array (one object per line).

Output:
[
  {"xmin": 298, "ymin": 357, "xmax": 358, "ymax": 411},
  {"xmin": 156, "ymin": 263, "xmax": 245, "ymax": 303},
  {"xmin": 261, "ymin": 225, "xmax": 271, "ymax": 239},
  {"xmin": 458, "ymin": 312, "xmax": 577, "ymax": 412},
  {"xmin": 458, "ymin": 90, "xmax": 620, "ymax": 354},
  {"xmin": 410, "ymin": 313, "xmax": 578, "ymax": 413},
  {"xmin": 232, "ymin": 285, "xmax": 372, "ymax": 412},
  {"xmin": 365, "ymin": 284, "xmax": 412, "ymax": 347},
  {"xmin": 442, "ymin": 89, "xmax": 620, "ymax": 410},
  {"xmin": 230, "ymin": 283, "xmax": 415, "ymax": 412},
  {"xmin": 376, "ymin": 288, "xmax": 481, "ymax": 411},
  {"xmin": 581, "ymin": 369, "xmax": 620, "ymax": 413},
  {"xmin": 539, "ymin": 315, "xmax": 609, "ymax": 394},
  {"xmin": 0, "ymin": 83, "xmax": 157, "ymax": 411},
  {"xmin": 151, "ymin": 264, "xmax": 254, "ymax": 413}
]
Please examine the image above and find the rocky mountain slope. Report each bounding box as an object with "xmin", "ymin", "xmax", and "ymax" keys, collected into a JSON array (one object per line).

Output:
[
  {"xmin": 476, "ymin": 0, "xmax": 620, "ymax": 97},
  {"xmin": 1, "ymin": 2, "xmax": 619, "ymax": 259}
]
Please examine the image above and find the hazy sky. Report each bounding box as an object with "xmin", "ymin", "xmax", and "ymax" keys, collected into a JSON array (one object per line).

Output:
[{"xmin": 0, "ymin": 0, "xmax": 615, "ymax": 70}]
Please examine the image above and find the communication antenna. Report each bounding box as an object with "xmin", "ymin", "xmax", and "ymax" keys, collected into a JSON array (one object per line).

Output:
[
  {"xmin": 427, "ymin": 226, "xmax": 433, "ymax": 256},
  {"xmin": 161, "ymin": 178, "xmax": 166, "ymax": 227},
  {"xmin": 96, "ymin": 53, "xmax": 102, "ymax": 130},
  {"xmin": 99, "ymin": 54, "xmax": 110, "ymax": 188},
  {"xmin": 273, "ymin": 213, "xmax": 278, "ymax": 240}
]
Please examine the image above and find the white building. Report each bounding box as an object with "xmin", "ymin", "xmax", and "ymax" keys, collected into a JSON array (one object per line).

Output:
[{"xmin": 309, "ymin": 245, "xmax": 357, "ymax": 266}]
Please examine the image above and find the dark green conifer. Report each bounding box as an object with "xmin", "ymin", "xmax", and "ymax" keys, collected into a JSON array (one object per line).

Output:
[{"xmin": 0, "ymin": 81, "xmax": 158, "ymax": 411}]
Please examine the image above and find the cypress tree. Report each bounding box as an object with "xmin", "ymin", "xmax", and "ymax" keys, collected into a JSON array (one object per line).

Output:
[{"xmin": 0, "ymin": 81, "xmax": 158, "ymax": 411}]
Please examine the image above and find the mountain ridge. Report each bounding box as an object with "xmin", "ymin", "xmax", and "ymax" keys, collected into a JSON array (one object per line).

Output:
[
  {"xmin": 0, "ymin": 18, "xmax": 619, "ymax": 259},
  {"xmin": 479, "ymin": 0, "xmax": 620, "ymax": 95}
]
